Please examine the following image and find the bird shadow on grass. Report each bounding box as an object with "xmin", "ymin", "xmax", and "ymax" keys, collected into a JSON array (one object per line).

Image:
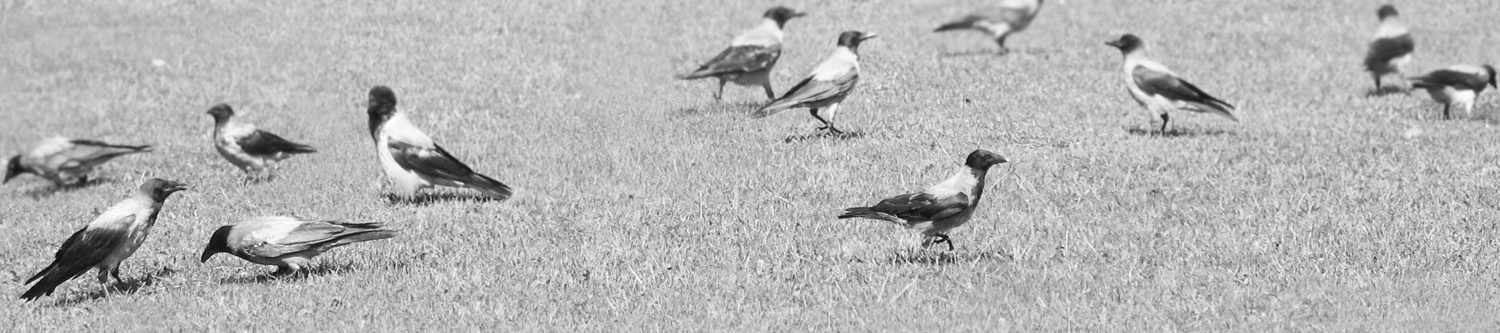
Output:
[
  {"xmin": 382, "ymin": 192, "xmax": 502, "ymax": 206},
  {"xmin": 884, "ymin": 249, "xmax": 1014, "ymax": 266},
  {"xmin": 1125, "ymin": 127, "xmax": 1229, "ymax": 138},
  {"xmin": 48, "ymin": 266, "xmax": 179, "ymax": 306},
  {"xmin": 783, "ymin": 130, "xmax": 867, "ymax": 143},
  {"xmin": 1364, "ymin": 86, "xmax": 1412, "ymax": 97},
  {"xmin": 673, "ymin": 101, "xmax": 763, "ymax": 117},
  {"xmin": 217, "ymin": 262, "xmax": 359, "ymax": 285},
  {"xmin": 22, "ymin": 177, "xmax": 117, "ymax": 199}
]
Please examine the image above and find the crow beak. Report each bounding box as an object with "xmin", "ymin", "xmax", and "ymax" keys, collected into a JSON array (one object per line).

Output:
[
  {"xmin": 792, "ymin": 12, "xmax": 807, "ymax": 18},
  {"xmin": 1105, "ymin": 40, "xmax": 1120, "ymax": 48},
  {"xmin": 164, "ymin": 181, "xmax": 190, "ymax": 194},
  {"xmin": 860, "ymin": 33, "xmax": 878, "ymax": 41},
  {"xmin": 200, "ymin": 250, "xmax": 216, "ymax": 263}
]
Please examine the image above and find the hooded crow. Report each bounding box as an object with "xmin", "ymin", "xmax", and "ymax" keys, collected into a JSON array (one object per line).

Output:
[
  {"xmin": 1365, "ymin": 5, "xmax": 1415, "ymax": 90},
  {"xmin": 934, "ymin": 0, "xmax": 1044, "ymax": 53},
  {"xmin": 1408, "ymin": 64, "xmax": 1497, "ymax": 119},
  {"xmin": 1106, "ymin": 34, "xmax": 1237, "ymax": 133},
  {"xmin": 6, "ymin": 137, "xmax": 151, "ymax": 187},
  {"xmin": 752, "ymin": 31, "xmax": 877, "ymax": 134},
  {"xmin": 838, "ymin": 150, "xmax": 1007, "ymax": 250},
  {"xmin": 201, "ymin": 216, "xmax": 399, "ymax": 275},
  {"xmin": 366, "ymin": 86, "xmax": 513, "ymax": 200},
  {"xmin": 20, "ymin": 178, "xmax": 188, "ymax": 300},
  {"xmin": 206, "ymin": 104, "xmax": 317, "ymax": 182},
  {"xmin": 676, "ymin": 7, "xmax": 806, "ymax": 101}
]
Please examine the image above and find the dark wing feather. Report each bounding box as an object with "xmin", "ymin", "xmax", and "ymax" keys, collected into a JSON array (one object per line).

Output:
[
  {"xmin": 867, "ymin": 192, "xmax": 970, "ymax": 222},
  {"xmin": 59, "ymin": 140, "xmax": 151, "ymax": 168},
  {"xmin": 934, "ymin": 15, "xmax": 983, "ymax": 32},
  {"xmin": 1409, "ymin": 69, "xmax": 1487, "ymax": 90},
  {"xmin": 388, "ymin": 141, "xmax": 477, "ymax": 181},
  {"xmin": 1364, "ymin": 34, "xmax": 1414, "ymax": 70},
  {"xmin": 68, "ymin": 139, "xmax": 151, "ymax": 152},
  {"xmin": 239, "ymin": 222, "xmax": 342, "ymax": 259},
  {"xmin": 241, "ymin": 221, "xmax": 391, "ymax": 259},
  {"xmin": 677, "ymin": 45, "xmax": 780, "ymax": 79},
  {"xmin": 21, "ymin": 224, "xmax": 130, "ymax": 300},
  {"xmin": 753, "ymin": 73, "xmax": 859, "ymax": 117},
  {"xmin": 779, "ymin": 73, "xmax": 859, "ymax": 105},
  {"xmin": 237, "ymin": 130, "xmax": 316, "ymax": 155},
  {"xmin": 1133, "ymin": 65, "xmax": 1233, "ymax": 109}
]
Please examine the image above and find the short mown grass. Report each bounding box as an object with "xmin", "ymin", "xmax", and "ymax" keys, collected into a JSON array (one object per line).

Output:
[{"xmin": 2, "ymin": 0, "xmax": 1498, "ymax": 331}]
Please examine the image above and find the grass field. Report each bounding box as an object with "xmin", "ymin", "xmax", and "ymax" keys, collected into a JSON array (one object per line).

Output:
[{"xmin": 3, "ymin": 0, "xmax": 1499, "ymax": 331}]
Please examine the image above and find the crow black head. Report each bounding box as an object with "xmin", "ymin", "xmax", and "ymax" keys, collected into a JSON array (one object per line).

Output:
[
  {"xmin": 205, "ymin": 103, "xmax": 236, "ymax": 122},
  {"xmin": 139, "ymin": 178, "xmax": 188, "ymax": 201},
  {"xmin": 764, "ymin": 7, "xmax": 805, "ymax": 27},
  {"xmin": 1105, "ymin": 34, "xmax": 1144, "ymax": 54},
  {"xmin": 836, "ymin": 31, "xmax": 878, "ymax": 51},
  {"xmin": 1377, "ymin": 5, "xmax": 1399, "ymax": 20},
  {"xmin": 964, "ymin": 150, "xmax": 1009, "ymax": 169}
]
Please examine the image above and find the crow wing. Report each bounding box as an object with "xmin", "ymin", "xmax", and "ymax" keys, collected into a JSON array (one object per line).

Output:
[
  {"xmin": 51, "ymin": 140, "xmax": 149, "ymax": 169},
  {"xmin": 25, "ymin": 220, "xmax": 131, "ymax": 284},
  {"xmin": 1410, "ymin": 69, "xmax": 1488, "ymax": 90},
  {"xmin": 755, "ymin": 72, "xmax": 859, "ymax": 116},
  {"xmin": 240, "ymin": 220, "xmax": 346, "ymax": 258},
  {"xmin": 387, "ymin": 141, "xmax": 477, "ymax": 181},
  {"xmin": 237, "ymin": 130, "xmax": 315, "ymax": 155},
  {"xmin": 1133, "ymin": 65, "xmax": 1233, "ymax": 108},
  {"xmin": 1364, "ymin": 34, "xmax": 1414, "ymax": 70},
  {"xmin": 866, "ymin": 192, "xmax": 970, "ymax": 223},
  {"xmin": 678, "ymin": 45, "xmax": 780, "ymax": 79},
  {"xmin": 241, "ymin": 221, "xmax": 390, "ymax": 259}
]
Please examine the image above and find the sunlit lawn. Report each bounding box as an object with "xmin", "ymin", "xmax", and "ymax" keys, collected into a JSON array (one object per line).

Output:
[{"xmin": 2, "ymin": 0, "xmax": 1498, "ymax": 331}]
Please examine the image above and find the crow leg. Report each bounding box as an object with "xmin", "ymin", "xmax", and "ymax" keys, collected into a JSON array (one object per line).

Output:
[
  {"xmin": 810, "ymin": 108, "xmax": 829, "ymax": 131},
  {"xmin": 714, "ymin": 78, "xmax": 726, "ymax": 101},
  {"xmin": 938, "ymin": 234, "xmax": 954, "ymax": 251},
  {"xmin": 921, "ymin": 234, "xmax": 955, "ymax": 251},
  {"xmin": 1159, "ymin": 113, "xmax": 1170, "ymax": 134}
]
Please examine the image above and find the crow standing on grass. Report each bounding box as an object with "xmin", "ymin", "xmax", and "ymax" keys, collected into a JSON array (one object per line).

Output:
[
  {"xmin": 1105, "ymin": 34, "xmax": 1237, "ymax": 134},
  {"xmin": 752, "ymin": 31, "xmax": 877, "ymax": 134},
  {"xmin": 676, "ymin": 7, "xmax": 806, "ymax": 101},
  {"xmin": 1364, "ymin": 4, "xmax": 1415, "ymax": 91},
  {"xmin": 366, "ymin": 86, "xmax": 513, "ymax": 200},
  {"xmin": 1407, "ymin": 65, "xmax": 1497, "ymax": 119},
  {"xmin": 5, "ymin": 137, "xmax": 152, "ymax": 186},
  {"xmin": 20, "ymin": 179, "xmax": 188, "ymax": 301},
  {"xmin": 933, "ymin": 0, "xmax": 1045, "ymax": 53},
  {"xmin": 201, "ymin": 216, "xmax": 399, "ymax": 275},
  {"xmin": 206, "ymin": 104, "xmax": 317, "ymax": 182},
  {"xmin": 838, "ymin": 150, "xmax": 1008, "ymax": 251}
]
